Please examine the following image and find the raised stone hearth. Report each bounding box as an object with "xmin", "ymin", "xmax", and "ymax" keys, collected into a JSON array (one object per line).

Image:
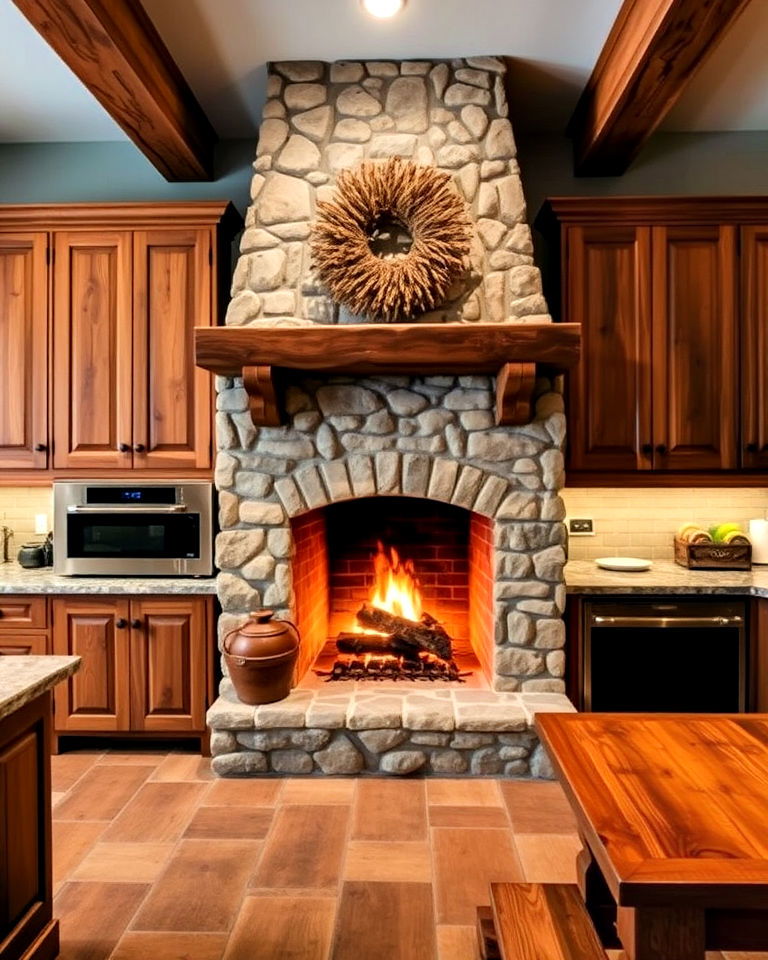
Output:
[
  {"xmin": 207, "ymin": 56, "xmax": 575, "ymax": 777},
  {"xmin": 208, "ymin": 685, "xmax": 572, "ymax": 776}
]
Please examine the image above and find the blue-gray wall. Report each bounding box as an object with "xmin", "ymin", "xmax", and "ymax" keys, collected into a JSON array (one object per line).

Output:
[
  {"xmin": 0, "ymin": 139, "xmax": 255, "ymax": 214},
  {"xmin": 519, "ymin": 131, "xmax": 768, "ymax": 220}
]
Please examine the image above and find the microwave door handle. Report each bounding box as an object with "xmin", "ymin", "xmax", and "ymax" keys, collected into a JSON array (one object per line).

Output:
[{"xmin": 67, "ymin": 505, "xmax": 188, "ymax": 514}]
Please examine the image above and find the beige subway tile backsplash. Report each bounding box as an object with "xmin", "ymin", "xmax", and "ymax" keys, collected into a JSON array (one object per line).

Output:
[
  {"xmin": 0, "ymin": 487, "xmax": 53, "ymax": 558},
  {"xmin": 562, "ymin": 487, "xmax": 768, "ymax": 561}
]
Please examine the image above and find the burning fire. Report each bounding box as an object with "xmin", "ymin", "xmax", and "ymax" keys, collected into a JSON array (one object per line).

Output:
[
  {"xmin": 371, "ymin": 541, "xmax": 423, "ymax": 621},
  {"xmin": 350, "ymin": 541, "xmax": 423, "ymax": 633}
]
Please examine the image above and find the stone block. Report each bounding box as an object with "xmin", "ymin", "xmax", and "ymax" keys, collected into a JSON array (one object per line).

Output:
[
  {"xmin": 284, "ymin": 83, "xmax": 326, "ymax": 111},
  {"xmin": 375, "ymin": 451, "xmax": 401, "ymax": 494},
  {"xmin": 451, "ymin": 465, "xmax": 483, "ymax": 509},
  {"xmin": 402, "ymin": 453, "xmax": 431, "ymax": 497},
  {"xmin": 474, "ymin": 475, "xmax": 508, "ymax": 517},
  {"xmin": 470, "ymin": 747, "xmax": 503, "ymax": 775},
  {"xmin": 369, "ymin": 134, "xmax": 418, "ymax": 158},
  {"xmin": 380, "ymin": 750, "xmax": 427, "ymax": 775},
  {"xmin": 316, "ymin": 461, "xmax": 349, "ymax": 503},
  {"xmin": 206, "ymin": 696, "xmax": 256, "ymax": 730},
  {"xmin": 386, "ymin": 77, "xmax": 428, "ymax": 133},
  {"xmin": 258, "ymin": 173, "xmax": 311, "ymax": 225},
  {"xmin": 209, "ymin": 730, "xmax": 237, "ymax": 756},
  {"xmin": 217, "ymin": 573, "xmax": 261, "ymax": 613},
  {"xmin": 239, "ymin": 500, "xmax": 286, "ymax": 525},
  {"xmin": 358, "ymin": 729, "xmax": 409, "ymax": 753},
  {"xmin": 270, "ymin": 749, "xmax": 313, "ymax": 774},
  {"xmin": 348, "ymin": 696, "xmax": 403, "ymax": 730},
  {"xmin": 254, "ymin": 691, "xmax": 311, "ymax": 728},
  {"xmin": 403, "ymin": 695, "xmax": 455, "ymax": 731},
  {"xmin": 410, "ymin": 732, "xmax": 451, "ymax": 746},
  {"xmin": 241, "ymin": 553, "xmax": 276, "ymax": 582},
  {"xmin": 445, "ymin": 83, "xmax": 491, "ymax": 107},
  {"xmin": 427, "ymin": 459, "xmax": 459, "ymax": 502},
  {"xmin": 211, "ymin": 752, "xmax": 267, "ymax": 776},
  {"xmin": 454, "ymin": 702, "xmax": 527, "ymax": 732},
  {"xmin": 348, "ymin": 455, "xmax": 376, "ymax": 497},
  {"xmin": 256, "ymin": 119, "xmax": 289, "ymax": 156},
  {"xmin": 429, "ymin": 63, "xmax": 449, "ymax": 99},
  {"xmin": 317, "ymin": 385, "xmax": 381, "ymax": 416},
  {"xmin": 495, "ymin": 647, "xmax": 544, "ymax": 677},
  {"xmin": 273, "ymin": 478, "xmax": 305, "ymax": 517},
  {"xmin": 293, "ymin": 105, "xmax": 334, "ymax": 142},
  {"xmin": 330, "ymin": 61, "xmax": 364, "ymax": 83},
  {"xmin": 430, "ymin": 749, "xmax": 468, "ymax": 774},
  {"xmin": 314, "ymin": 735, "xmax": 365, "ymax": 774},
  {"xmin": 215, "ymin": 529, "xmax": 264, "ymax": 569},
  {"xmin": 387, "ymin": 389, "xmax": 429, "ymax": 416},
  {"xmin": 274, "ymin": 61, "xmax": 324, "ymax": 82},
  {"xmin": 295, "ymin": 465, "xmax": 329, "ymax": 509},
  {"xmin": 291, "ymin": 729, "xmax": 332, "ymax": 751},
  {"xmin": 337, "ymin": 85, "xmax": 381, "ymax": 117}
]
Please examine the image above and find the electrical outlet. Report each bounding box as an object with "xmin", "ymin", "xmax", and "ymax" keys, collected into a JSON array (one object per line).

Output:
[{"xmin": 568, "ymin": 517, "xmax": 595, "ymax": 536}]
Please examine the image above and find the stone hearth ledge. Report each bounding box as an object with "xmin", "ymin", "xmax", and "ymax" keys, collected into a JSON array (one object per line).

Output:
[{"xmin": 207, "ymin": 684, "xmax": 574, "ymax": 777}]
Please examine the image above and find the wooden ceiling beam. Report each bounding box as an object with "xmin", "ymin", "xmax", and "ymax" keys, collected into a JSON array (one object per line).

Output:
[
  {"xmin": 12, "ymin": 0, "xmax": 216, "ymax": 181},
  {"xmin": 569, "ymin": 0, "xmax": 753, "ymax": 176}
]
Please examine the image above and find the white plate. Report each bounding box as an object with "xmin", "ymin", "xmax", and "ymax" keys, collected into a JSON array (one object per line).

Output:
[{"xmin": 595, "ymin": 557, "xmax": 653, "ymax": 572}]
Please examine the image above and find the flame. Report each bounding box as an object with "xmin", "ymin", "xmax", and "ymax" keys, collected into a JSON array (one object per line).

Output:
[{"xmin": 370, "ymin": 541, "xmax": 423, "ymax": 621}]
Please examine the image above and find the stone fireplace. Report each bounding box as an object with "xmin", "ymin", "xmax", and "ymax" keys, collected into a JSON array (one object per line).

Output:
[{"xmin": 205, "ymin": 56, "xmax": 576, "ymax": 777}]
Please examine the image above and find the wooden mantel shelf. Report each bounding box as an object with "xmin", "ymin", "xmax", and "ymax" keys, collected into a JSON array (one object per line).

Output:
[{"xmin": 194, "ymin": 322, "xmax": 581, "ymax": 427}]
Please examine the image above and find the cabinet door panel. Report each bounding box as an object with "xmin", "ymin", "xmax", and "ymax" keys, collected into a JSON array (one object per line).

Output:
[
  {"xmin": 565, "ymin": 225, "xmax": 653, "ymax": 472},
  {"xmin": 0, "ymin": 730, "xmax": 40, "ymax": 938},
  {"xmin": 129, "ymin": 598, "xmax": 207, "ymax": 732},
  {"xmin": 741, "ymin": 226, "xmax": 768, "ymax": 470},
  {"xmin": 0, "ymin": 635, "xmax": 48, "ymax": 656},
  {"xmin": 0, "ymin": 597, "xmax": 47, "ymax": 631},
  {"xmin": 0, "ymin": 233, "xmax": 48, "ymax": 469},
  {"xmin": 52, "ymin": 232, "xmax": 133, "ymax": 469},
  {"xmin": 133, "ymin": 230, "xmax": 212, "ymax": 470},
  {"xmin": 52, "ymin": 598, "xmax": 130, "ymax": 731},
  {"xmin": 652, "ymin": 225, "xmax": 738, "ymax": 471}
]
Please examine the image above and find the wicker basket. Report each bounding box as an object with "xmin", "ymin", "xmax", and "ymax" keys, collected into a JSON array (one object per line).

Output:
[{"xmin": 673, "ymin": 537, "xmax": 751, "ymax": 570}]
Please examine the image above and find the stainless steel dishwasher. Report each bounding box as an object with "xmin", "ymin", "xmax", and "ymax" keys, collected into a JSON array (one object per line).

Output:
[{"xmin": 583, "ymin": 599, "xmax": 747, "ymax": 712}]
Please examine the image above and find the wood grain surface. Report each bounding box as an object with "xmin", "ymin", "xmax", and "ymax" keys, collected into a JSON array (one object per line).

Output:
[
  {"xmin": 194, "ymin": 322, "xmax": 581, "ymax": 376},
  {"xmin": 490, "ymin": 882, "xmax": 606, "ymax": 959},
  {"xmin": 535, "ymin": 713, "xmax": 768, "ymax": 909}
]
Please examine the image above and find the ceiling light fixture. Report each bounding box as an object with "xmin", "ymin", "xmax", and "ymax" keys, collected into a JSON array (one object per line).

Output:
[{"xmin": 361, "ymin": 0, "xmax": 405, "ymax": 19}]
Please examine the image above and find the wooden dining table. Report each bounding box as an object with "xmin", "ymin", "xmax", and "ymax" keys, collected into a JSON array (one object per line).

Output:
[{"xmin": 535, "ymin": 712, "xmax": 768, "ymax": 960}]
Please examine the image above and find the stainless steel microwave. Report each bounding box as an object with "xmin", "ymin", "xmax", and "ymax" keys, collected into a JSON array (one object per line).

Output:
[{"xmin": 53, "ymin": 481, "xmax": 213, "ymax": 577}]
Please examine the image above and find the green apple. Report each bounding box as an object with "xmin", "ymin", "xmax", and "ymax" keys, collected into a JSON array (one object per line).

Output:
[{"xmin": 712, "ymin": 522, "xmax": 743, "ymax": 543}]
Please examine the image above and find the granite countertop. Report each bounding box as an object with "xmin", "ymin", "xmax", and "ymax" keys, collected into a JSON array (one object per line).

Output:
[
  {"xmin": 566, "ymin": 558, "xmax": 768, "ymax": 598},
  {"xmin": 0, "ymin": 562, "xmax": 218, "ymax": 595},
  {"xmin": 0, "ymin": 655, "xmax": 80, "ymax": 722}
]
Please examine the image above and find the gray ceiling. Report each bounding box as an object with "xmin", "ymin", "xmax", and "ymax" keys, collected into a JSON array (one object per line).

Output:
[{"xmin": 0, "ymin": 0, "xmax": 764, "ymax": 144}]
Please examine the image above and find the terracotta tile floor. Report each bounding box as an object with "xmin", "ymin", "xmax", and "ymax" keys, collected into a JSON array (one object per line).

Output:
[{"xmin": 51, "ymin": 749, "xmax": 766, "ymax": 960}]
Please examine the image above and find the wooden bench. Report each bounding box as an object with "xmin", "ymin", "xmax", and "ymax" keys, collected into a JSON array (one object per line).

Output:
[{"xmin": 478, "ymin": 882, "xmax": 606, "ymax": 960}]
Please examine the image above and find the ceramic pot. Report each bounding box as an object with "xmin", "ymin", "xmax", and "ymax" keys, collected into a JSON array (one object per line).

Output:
[{"xmin": 222, "ymin": 610, "xmax": 300, "ymax": 705}]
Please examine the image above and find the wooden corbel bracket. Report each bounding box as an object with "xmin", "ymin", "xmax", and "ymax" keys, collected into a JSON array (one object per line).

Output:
[
  {"xmin": 242, "ymin": 365, "xmax": 281, "ymax": 426},
  {"xmin": 495, "ymin": 362, "xmax": 537, "ymax": 426}
]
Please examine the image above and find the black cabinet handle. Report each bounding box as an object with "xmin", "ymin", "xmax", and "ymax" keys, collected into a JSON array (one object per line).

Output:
[
  {"xmin": 133, "ymin": 443, "xmax": 145, "ymax": 453},
  {"xmin": 655, "ymin": 444, "xmax": 667, "ymax": 455},
  {"xmin": 116, "ymin": 618, "xmax": 127, "ymax": 629},
  {"xmin": 34, "ymin": 442, "xmax": 47, "ymax": 452},
  {"xmin": 131, "ymin": 618, "xmax": 142, "ymax": 629},
  {"xmin": 118, "ymin": 443, "xmax": 130, "ymax": 453},
  {"xmin": 641, "ymin": 443, "xmax": 653, "ymax": 455},
  {"xmin": 746, "ymin": 442, "xmax": 759, "ymax": 453}
]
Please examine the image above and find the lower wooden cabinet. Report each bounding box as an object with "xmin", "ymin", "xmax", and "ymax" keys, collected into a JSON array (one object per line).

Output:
[
  {"xmin": 0, "ymin": 692, "xmax": 57, "ymax": 960},
  {"xmin": 51, "ymin": 596, "xmax": 212, "ymax": 745}
]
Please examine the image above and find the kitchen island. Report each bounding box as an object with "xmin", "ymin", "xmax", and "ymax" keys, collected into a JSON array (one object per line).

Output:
[{"xmin": 0, "ymin": 656, "xmax": 79, "ymax": 960}]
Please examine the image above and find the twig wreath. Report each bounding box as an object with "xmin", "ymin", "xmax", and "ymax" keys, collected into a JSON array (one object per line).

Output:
[{"xmin": 310, "ymin": 157, "xmax": 472, "ymax": 321}]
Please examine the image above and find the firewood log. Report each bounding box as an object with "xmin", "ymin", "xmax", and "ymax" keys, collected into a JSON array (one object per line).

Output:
[
  {"xmin": 335, "ymin": 632, "xmax": 418, "ymax": 659},
  {"xmin": 355, "ymin": 604, "xmax": 453, "ymax": 661}
]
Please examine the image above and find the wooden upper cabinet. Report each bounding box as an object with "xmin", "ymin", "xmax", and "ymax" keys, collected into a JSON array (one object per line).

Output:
[
  {"xmin": 651, "ymin": 225, "xmax": 738, "ymax": 471},
  {"xmin": 129, "ymin": 598, "xmax": 208, "ymax": 732},
  {"xmin": 565, "ymin": 225, "xmax": 652, "ymax": 472},
  {"xmin": 52, "ymin": 231, "xmax": 134, "ymax": 470},
  {"xmin": 52, "ymin": 597, "xmax": 131, "ymax": 732},
  {"xmin": 0, "ymin": 233, "xmax": 48, "ymax": 469},
  {"xmin": 133, "ymin": 229, "xmax": 212, "ymax": 470},
  {"xmin": 741, "ymin": 226, "xmax": 768, "ymax": 470}
]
